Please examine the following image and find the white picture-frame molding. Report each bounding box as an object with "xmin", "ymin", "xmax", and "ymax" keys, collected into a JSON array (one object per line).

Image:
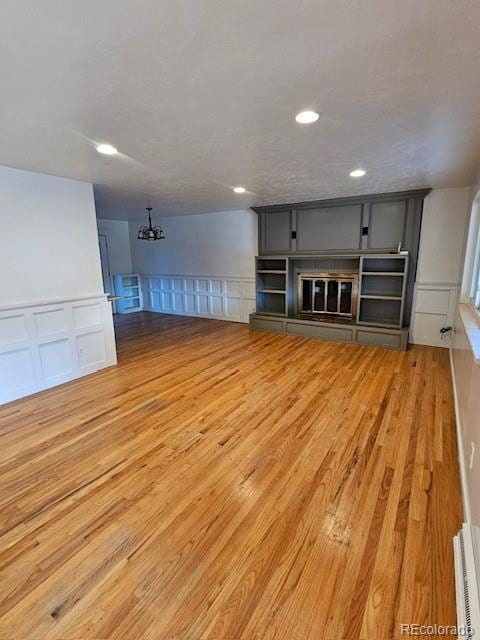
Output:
[
  {"xmin": 141, "ymin": 274, "xmax": 256, "ymax": 324},
  {"xmin": 410, "ymin": 281, "xmax": 459, "ymax": 347},
  {"xmin": 0, "ymin": 294, "xmax": 117, "ymax": 405}
]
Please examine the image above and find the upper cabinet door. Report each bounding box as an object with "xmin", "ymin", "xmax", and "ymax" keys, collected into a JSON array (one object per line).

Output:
[
  {"xmin": 296, "ymin": 205, "xmax": 363, "ymax": 252},
  {"xmin": 368, "ymin": 201, "xmax": 407, "ymax": 250},
  {"xmin": 261, "ymin": 210, "xmax": 291, "ymax": 253}
]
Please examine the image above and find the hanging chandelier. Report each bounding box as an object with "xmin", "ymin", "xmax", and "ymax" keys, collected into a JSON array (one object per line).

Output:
[{"xmin": 137, "ymin": 207, "xmax": 166, "ymax": 241}]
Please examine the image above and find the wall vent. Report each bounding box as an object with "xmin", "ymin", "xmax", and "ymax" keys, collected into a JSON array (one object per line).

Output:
[{"xmin": 453, "ymin": 524, "xmax": 480, "ymax": 639}]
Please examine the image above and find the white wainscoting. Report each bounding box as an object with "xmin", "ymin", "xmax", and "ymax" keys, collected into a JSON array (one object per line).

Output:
[
  {"xmin": 0, "ymin": 294, "xmax": 117, "ymax": 405},
  {"xmin": 410, "ymin": 282, "xmax": 458, "ymax": 347},
  {"xmin": 141, "ymin": 274, "xmax": 256, "ymax": 323}
]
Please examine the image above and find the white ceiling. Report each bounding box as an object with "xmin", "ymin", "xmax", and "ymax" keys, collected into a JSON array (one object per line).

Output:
[{"xmin": 1, "ymin": 1, "xmax": 480, "ymax": 220}]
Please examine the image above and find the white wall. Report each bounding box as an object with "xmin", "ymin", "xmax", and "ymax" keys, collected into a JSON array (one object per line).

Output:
[
  {"xmin": 411, "ymin": 187, "xmax": 470, "ymax": 346},
  {"xmin": 0, "ymin": 166, "xmax": 103, "ymax": 306},
  {"xmin": 129, "ymin": 210, "xmax": 257, "ymax": 323},
  {"xmin": 0, "ymin": 166, "xmax": 116, "ymax": 404},
  {"xmin": 451, "ymin": 176, "xmax": 480, "ymax": 526},
  {"xmin": 129, "ymin": 210, "xmax": 257, "ymax": 278},
  {"xmin": 97, "ymin": 218, "xmax": 132, "ymax": 276}
]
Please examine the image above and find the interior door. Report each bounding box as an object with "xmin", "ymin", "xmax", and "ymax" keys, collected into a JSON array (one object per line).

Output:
[
  {"xmin": 98, "ymin": 235, "xmax": 116, "ymax": 314},
  {"xmin": 98, "ymin": 235, "xmax": 112, "ymax": 293}
]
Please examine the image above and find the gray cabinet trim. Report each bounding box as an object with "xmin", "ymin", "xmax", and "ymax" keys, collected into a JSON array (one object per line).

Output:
[
  {"xmin": 250, "ymin": 312, "xmax": 409, "ymax": 350},
  {"xmin": 251, "ymin": 188, "xmax": 431, "ymax": 214}
]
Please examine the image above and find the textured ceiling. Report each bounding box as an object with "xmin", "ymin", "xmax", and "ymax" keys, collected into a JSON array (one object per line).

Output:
[{"xmin": 1, "ymin": 0, "xmax": 480, "ymax": 220}]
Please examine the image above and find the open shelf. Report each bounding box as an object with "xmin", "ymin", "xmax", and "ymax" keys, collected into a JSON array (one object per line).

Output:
[
  {"xmin": 361, "ymin": 271, "xmax": 404, "ymax": 276},
  {"xmin": 257, "ymin": 258, "xmax": 287, "ymax": 271},
  {"xmin": 360, "ymin": 295, "xmax": 402, "ymax": 302},
  {"xmin": 362, "ymin": 257, "xmax": 406, "ymax": 273},
  {"xmin": 361, "ymin": 274, "xmax": 404, "ymax": 298},
  {"xmin": 256, "ymin": 258, "xmax": 288, "ymax": 316},
  {"xmin": 358, "ymin": 297, "xmax": 402, "ymax": 327},
  {"xmin": 257, "ymin": 271, "xmax": 286, "ymax": 292},
  {"xmin": 257, "ymin": 291, "xmax": 286, "ymax": 315},
  {"xmin": 257, "ymin": 269, "xmax": 287, "ymax": 274},
  {"xmin": 114, "ymin": 274, "xmax": 144, "ymax": 314},
  {"xmin": 258, "ymin": 289, "xmax": 286, "ymax": 294}
]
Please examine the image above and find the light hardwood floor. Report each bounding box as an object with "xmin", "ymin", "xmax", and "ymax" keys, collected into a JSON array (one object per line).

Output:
[{"xmin": 0, "ymin": 312, "xmax": 462, "ymax": 640}]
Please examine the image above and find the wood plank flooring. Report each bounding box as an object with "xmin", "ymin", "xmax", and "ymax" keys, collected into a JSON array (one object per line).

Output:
[{"xmin": 0, "ymin": 312, "xmax": 462, "ymax": 639}]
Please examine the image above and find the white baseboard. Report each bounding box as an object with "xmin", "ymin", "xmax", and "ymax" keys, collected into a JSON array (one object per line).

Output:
[
  {"xmin": 140, "ymin": 274, "xmax": 256, "ymax": 324},
  {"xmin": 0, "ymin": 294, "xmax": 117, "ymax": 405},
  {"xmin": 449, "ymin": 347, "xmax": 472, "ymax": 523}
]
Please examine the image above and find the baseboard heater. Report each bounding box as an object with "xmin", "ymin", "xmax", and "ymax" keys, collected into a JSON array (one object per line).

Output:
[{"xmin": 453, "ymin": 524, "xmax": 480, "ymax": 638}]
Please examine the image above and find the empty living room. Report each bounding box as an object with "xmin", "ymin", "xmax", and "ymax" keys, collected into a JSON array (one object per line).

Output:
[{"xmin": 2, "ymin": 2, "xmax": 480, "ymax": 639}]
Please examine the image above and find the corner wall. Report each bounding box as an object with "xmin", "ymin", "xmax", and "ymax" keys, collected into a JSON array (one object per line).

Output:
[
  {"xmin": 129, "ymin": 210, "xmax": 257, "ymax": 323},
  {"xmin": 410, "ymin": 187, "xmax": 470, "ymax": 346},
  {"xmin": 450, "ymin": 174, "xmax": 480, "ymax": 525},
  {"xmin": 0, "ymin": 166, "xmax": 116, "ymax": 404}
]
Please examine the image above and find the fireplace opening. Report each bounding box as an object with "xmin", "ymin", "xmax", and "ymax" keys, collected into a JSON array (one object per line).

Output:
[{"xmin": 298, "ymin": 273, "xmax": 358, "ymax": 321}]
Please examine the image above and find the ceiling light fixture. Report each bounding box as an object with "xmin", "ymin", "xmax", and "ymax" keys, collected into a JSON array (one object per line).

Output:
[
  {"xmin": 137, "ymin": 207, "xmax": 165, "ymax": 241},
  {"xmin": 233, "ymin": 186, "xmax": 246, "ymax": 194},
  {"xmin": 350, "ymin": 169, "xmax": 366, "ymax": 178},
  {"xmin": 96, "ymin": 143, "xmax": 118, "ymax": 155},
  {"xmin": 295, "ymin": 110, "xmax": 320, "ymax": 124}
]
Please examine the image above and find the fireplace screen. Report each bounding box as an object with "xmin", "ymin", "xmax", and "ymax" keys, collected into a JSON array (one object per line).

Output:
[{"xmin": 298, "ymin": 273, "xmax": 358, "ymax": 319}]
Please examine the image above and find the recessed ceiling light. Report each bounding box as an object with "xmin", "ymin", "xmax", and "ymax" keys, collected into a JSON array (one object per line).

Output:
[
  {"xmin": 350, "ymin": 169, "xmax": 366, "ymax": 178},
  {"xmin": 233, "ymin": 186, "xmax": 246, "ymax": 194},
  {"xmin": 96, "ymin": 143, "xmax": 118, "ymax": 155},
  {"xmin": 295, "ymin": 110, "xmax": 320, "ymax": 124}
]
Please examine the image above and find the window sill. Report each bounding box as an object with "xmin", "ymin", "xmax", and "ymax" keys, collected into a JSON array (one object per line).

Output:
[{"xmin": 458, "ymin": 302, "xmax": 480, "ymax": 364}]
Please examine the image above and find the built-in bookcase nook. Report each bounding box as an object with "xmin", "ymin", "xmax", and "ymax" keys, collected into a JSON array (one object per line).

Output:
[
  {"xmin": 249, "ymin": 188, "xmax": 431, "ymax": 350},
  {"xmin": 114, "ymin": 274, "xmax": 144, "ymax": 314},
  {"xmin": 255, "ymin": 257, "xmax": 288, "ymax": 316},
  {"xmin": 358, "ymin": 255, "xmax": 407, "ymax": 328}
]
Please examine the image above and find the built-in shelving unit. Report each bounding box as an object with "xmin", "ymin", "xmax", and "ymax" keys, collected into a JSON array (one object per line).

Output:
[
  {"xmin": 249, "ymin": 188, "xmax": 429, "ymax": 350},
  {"xmin": 255, "ymin": 258, "xmax": 288, "ymax": 315},
  {"xmin": 357, "ymin": 256, "xmax": 408, "ymax": 328},
  {"xmin": 251, "ymin": 253, "xmax": 410, "ymax": 349},
  {"xmin": 114, "ymin": 274, "xmax": 144, "ymax": 314}
]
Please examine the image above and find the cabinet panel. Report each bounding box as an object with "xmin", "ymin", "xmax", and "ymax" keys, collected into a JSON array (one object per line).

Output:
[
  {"xmin": 368, "ymin": 201, "xmax": 406, "ymax": 249},
  {"xmin": 296, "ymin": 205, "xmax": 362, "ymax": 251},
  {"xmin": 262, "ymin": 210, "xmax": 291, "ymax": 253}
]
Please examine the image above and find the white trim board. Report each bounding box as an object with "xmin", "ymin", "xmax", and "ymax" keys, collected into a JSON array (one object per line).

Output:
[
  {"xmin": 140, "ymin": 274, "xmax": 256, "ymax": 324},
  {"xmin": 449, "ymin": 347, "xmax": 472, "ymax": 523},
  {"xmin": 0, "ymin": 295, "xmax": 117, "ymax": 405}
]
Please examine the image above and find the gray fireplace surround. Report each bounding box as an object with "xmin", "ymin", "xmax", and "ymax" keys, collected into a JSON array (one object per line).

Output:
[{"xmin": 249, "ymin": 188, "xmax": 431, "ymax": 350}]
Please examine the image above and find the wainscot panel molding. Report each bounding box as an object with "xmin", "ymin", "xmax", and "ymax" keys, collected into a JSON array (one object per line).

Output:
[
  {"xmin": 0, "ymin": 294, "xmax": 117, "ymax": 404},
  {"xmin": 410, "ymin": 282, "xmax": 458, "ymax": 347},
  {"xmin": 141, "ymin": 274, "xmax": 256, "ymax": 323}
]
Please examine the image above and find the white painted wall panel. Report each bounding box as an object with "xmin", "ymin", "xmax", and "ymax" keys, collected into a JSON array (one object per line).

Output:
[
  {"xmin": 0, "ymin": 166, "xmax": 103, "ymax": 306},
  {"xmin": 0, "ymin": 315, "xmax": 29, "ymax": 347},
  {"xmin": 34, "ymin": 308, "xmax": 68, "ymax": 338},
  {"xmin": 39, "ymin": 339, "xmax": 72, "ymax": 381},
  {"xmin": 142, "ymin": 275, "xmax": 255, "ymax": 323},
  {"xmin": 73, "ymin": 303, "xmax": 102, "ymax": 330},
  {"xmin": 77, "ymin": 331, "xmax": 107, "ymax": 369},
  {"xmin": 0, "ymin": 295, "xmax": 117, "ymax": 405},
  {"xmin": 0, "ymin": 166, "xmax": 117, "ymax": 402}
]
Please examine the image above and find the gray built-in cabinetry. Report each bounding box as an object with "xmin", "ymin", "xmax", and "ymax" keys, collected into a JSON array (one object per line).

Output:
[{"xmin": 250, "ymin": 189, "xmax": 430, "ymax": 350}]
